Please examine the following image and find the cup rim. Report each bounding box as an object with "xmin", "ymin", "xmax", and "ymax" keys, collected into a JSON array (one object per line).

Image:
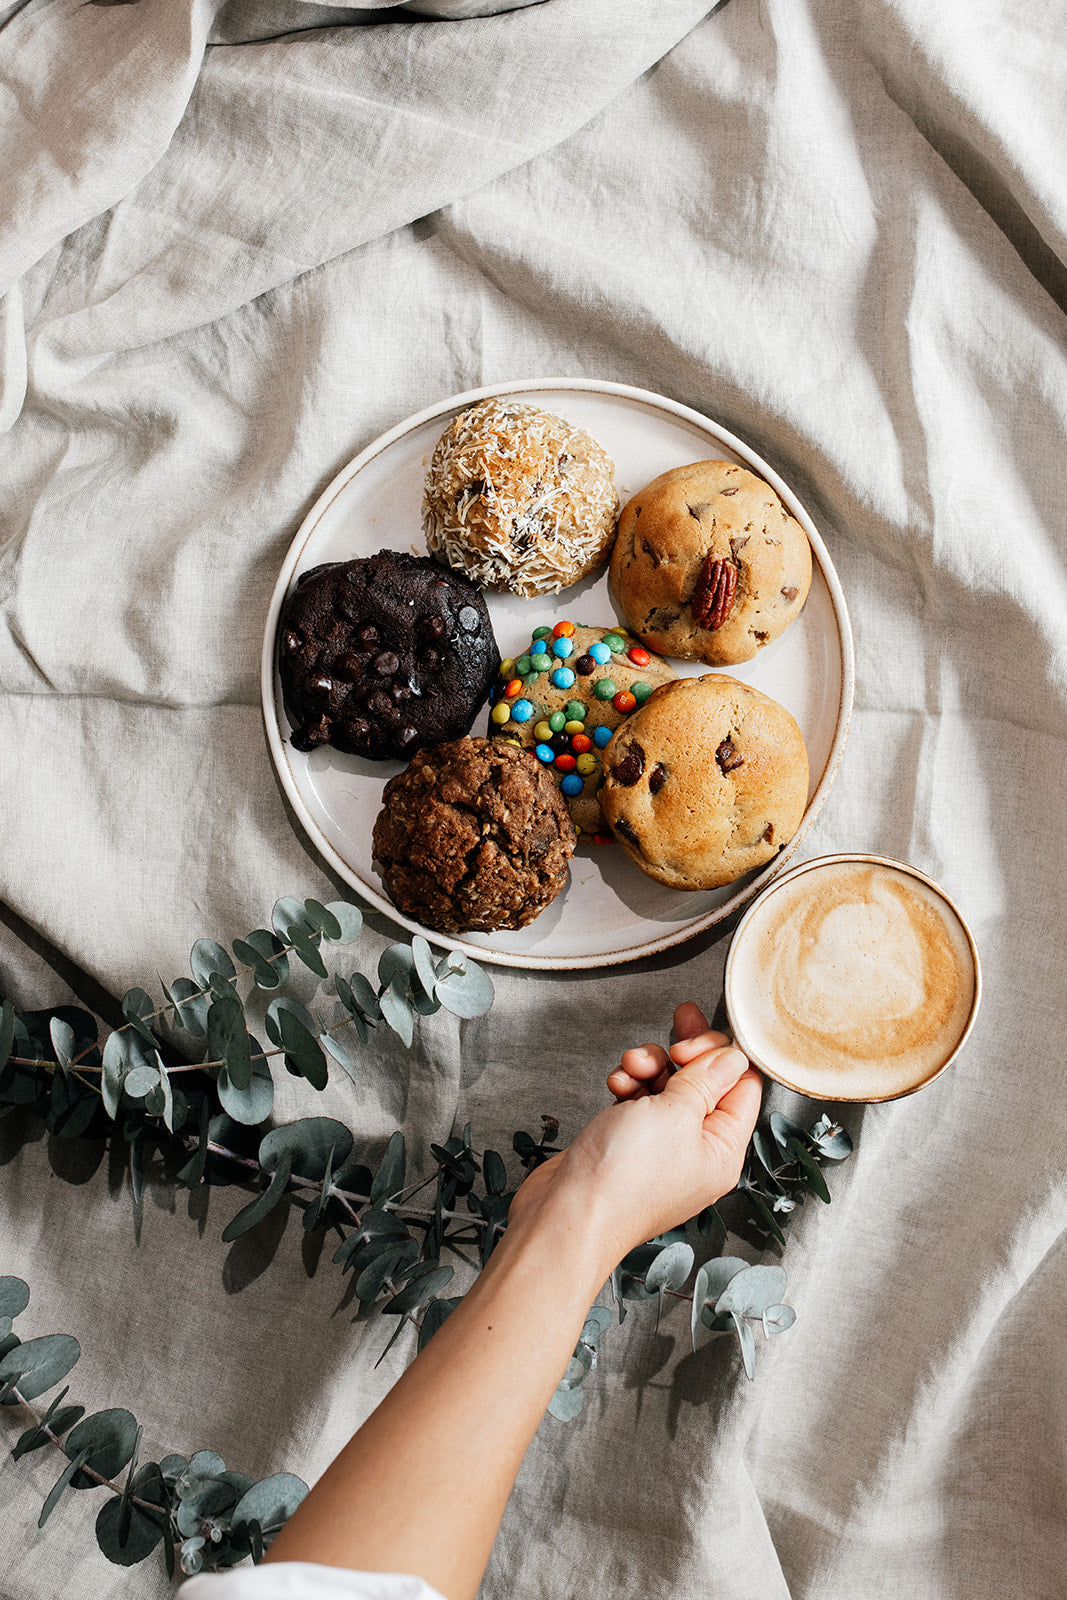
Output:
[{"xmin": 723, "ymin": 852, "xmax": 983, "ymax": 1103}]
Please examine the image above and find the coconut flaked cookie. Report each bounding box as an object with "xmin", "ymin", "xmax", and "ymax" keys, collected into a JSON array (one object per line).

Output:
[
  {"xmin": 599, "ymin": 675, "xmax": 809, "ymax": 890},
  {"xmin": 609, "ymin": 461, "xmax": 811, "ymax": 666},
  {"xmin": 423, "ymin": 397, "xmax": 619, "ymax": 598}
]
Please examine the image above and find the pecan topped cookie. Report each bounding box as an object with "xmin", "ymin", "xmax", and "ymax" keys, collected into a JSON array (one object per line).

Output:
[{"xmin": 609, "ymin": 461, "xmax": 812, "ymax": 666}]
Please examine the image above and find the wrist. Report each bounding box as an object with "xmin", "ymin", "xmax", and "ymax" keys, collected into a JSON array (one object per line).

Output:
[{"xmin": 494, "ymin": 1181, "xmax": 616, "ymax": 1300}]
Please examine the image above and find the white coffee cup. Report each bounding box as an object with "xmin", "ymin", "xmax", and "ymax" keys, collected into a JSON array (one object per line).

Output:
[{"xmin": 724, "ymin": 854, "xmax": 981, "ymax": 1102}]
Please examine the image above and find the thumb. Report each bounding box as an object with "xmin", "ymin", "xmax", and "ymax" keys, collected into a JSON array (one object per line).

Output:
[{"xmin": 661, "ymin": 1045, "xmax": 749, "ymax": 1118}]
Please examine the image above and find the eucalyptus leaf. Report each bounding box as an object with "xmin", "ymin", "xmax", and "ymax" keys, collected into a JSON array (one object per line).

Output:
[
  {"xmin": 14, "ymin": 1402, "xmax": 86, "ymax": 1460},
  {"xmin": 0, "ymin": 1278, "xmax": 29, "ymax": 1319},
  {"xmin": 101, "ymin": 1029, "xmax": 134, "ymax": 1120},
  {"xmin": 383, "ymin": 1263, "xmax": 454, "ymax": 1315},
  {"xmin": 267, "ymin": 1003, "xmax": 328, "ymax": 1090},
  {"xmin": 221, "ymin": 1151, "xmax": 292, "ymax": 1243},
  {"xmin": 644, "ymin": 1241, "xmax": 694, "ymax": 1296},
  {"xmin": 411, "ymin": 935, "xmax": 438, "ymax": 1002},
  {"xmin": 811, "ymin": 1121, "xmax": 853, "ymax": 1161},
  {"xmin": 320, "ymin": 1029, "xmax": 358, "ymax": 1083},
  {"xmin": 287, "ymin": 924, "xmax": 329, "ymax": 980},
  {"xmin": 163, "ymin": 978, "xmax": 209, "ymax": 1038},
  {"xmin": 701, "ymin": 1256, "xmax": 750, "ymax": 1304},
  {"xmin": 303, "ymin": 900, "xmax": 343, "ymax": 942},
  {"xmin": 547, "ymin": 1385, "xmax": 585, "ymax": 1422},
  {"xmin": 370, "ymin": 1131, "xmax": 406, "ymax": 1203},
  {"xmin": 231, "ymin": 1473, "xmax": 308, "ymax": 1533},
  {"xmin": 690, "ymin": 1263, "xmax": 710, "ymax": 1351},
  {"xmin": 433, "ymin": 960, "xmax": 494, "ymax": 1019},
  {"xmin": 190, "ymin": 939, "xmax": 236, "ymax": 991},
  {"xmin": 580, "ymin": 1308, "xmax": 613, "ymax": 1347},
  {"xmin": 206, "ymin": 995, "xmax": 251, "ymax": 1093},
  {"xmin": 232, "ymin": 933, "xmax": 288, "ymax": 991},
  {"xmin": 763, "ymin": 1303, "xmax": 797, "ymax": 1337},
  {"xmin": 769, "ymin": 1111, "xmax": 808, "ymax": 1159},
  {"xmin": 715, "ymin": 1264, "xmax": 788, "ymax": 1319},
  {"xmin": 339, "ymin": 971, "xmax": 380, "ymax": 1023},
  {"xmin": 120, "ymin": 989, "xmax": 157, "ymax": 1047},
  {"xmin": 39, "ymin": 1448, "xmax": 90, "ymax": 1526},
  {"xmin": 417, "ymin": 1296, "xmax": 460, "ymax": 1353},
  {"xmin": 217, "ymin": 1053, "xmax": 274, "ymax": 1127},
  {"xmin": 788, "ymin": 1137, "xmax": 832, "ymax": 1203},
  {"xmin": 744, "ymin": 1187, "xmax": 788, "ymax": 1246},
  {"xmin": 482, "ymin": 1149, "xmax": 507, "ymax": 1196},
  {"xmin": 65, "ymin": 1408, "xmax": 138, "ymax": 1488},
  {"xmin": 378, "ymin": 945, "xmax": 416, "ymax": 991},
  {"xmin": 271, "ymin": 897, "xmax": 315, "ymax": 941},
  {"xmin": 123, "ymin": 1064, "xmax": 160, "ymax": 1099},
  {"xmin": 260, "ymin": 1118, "xmax": 354, "ymax": 1182},
  {"xmin": 379, "ymin": 984, "xmax": 414, "ymax": 1047},
  {"xmin": 49, "ymin": 1016, "xmax": 76, "ymax": 1073},
  {"xmin": 0, "ymin": 1333, "xmax": 80, "ymax": 1402},
  {"xmin": 95, "ymin": 1484, "xmax": 166, "ymax": 1566},
  {"xmin": 323, "ymin": 901, "xmax": 363, "ymax": 944},
  {"xmin": 355, "ymin": 1241, "xmax": 420, "ymax": 1303}
]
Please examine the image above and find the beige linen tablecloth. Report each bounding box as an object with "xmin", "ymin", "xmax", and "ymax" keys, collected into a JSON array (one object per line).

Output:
[{"xmin": 1, "ymin": 1, "xmax": 1065, "ymax": 1595}]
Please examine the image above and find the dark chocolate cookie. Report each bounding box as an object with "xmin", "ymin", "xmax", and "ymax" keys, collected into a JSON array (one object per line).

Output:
[
  {"xmin": 277, "ymin": 550, "xmax": 499, "ymax": 760},
  {"xmin": 372, "ymin": 737, "xmax": 576, "ymax": 933}
]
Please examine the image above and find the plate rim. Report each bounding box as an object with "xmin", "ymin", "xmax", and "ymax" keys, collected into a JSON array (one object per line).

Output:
[{"xmin": 261, "ymin": 376, "xmax": 855, "ymax": 971}]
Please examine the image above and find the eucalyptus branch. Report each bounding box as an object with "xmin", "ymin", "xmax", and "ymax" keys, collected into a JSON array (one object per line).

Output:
[{"xmin": 0, "ymin": 894, "xmax": 853, "ymax": 1581}]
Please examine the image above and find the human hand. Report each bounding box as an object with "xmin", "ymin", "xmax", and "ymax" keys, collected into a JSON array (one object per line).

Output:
[{"xmin": 507, "ymin": 1002, "xmax": 762, "ymax": 1275}]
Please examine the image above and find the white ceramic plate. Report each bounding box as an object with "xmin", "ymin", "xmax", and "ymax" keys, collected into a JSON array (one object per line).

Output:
[{"xmin": 261, "ymin": 379, "xmax": 854, "ymax": 970}]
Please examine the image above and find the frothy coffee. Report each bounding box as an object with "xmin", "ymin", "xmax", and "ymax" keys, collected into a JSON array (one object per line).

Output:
[{"xmin": 726, "ymin": 858, "xmax": 978, "ymax": 1100}]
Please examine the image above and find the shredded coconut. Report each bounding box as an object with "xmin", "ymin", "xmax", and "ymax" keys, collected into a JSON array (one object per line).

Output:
[{"xmin": 422, "ymin": 398, "xmax": 619, "ymax": 597}]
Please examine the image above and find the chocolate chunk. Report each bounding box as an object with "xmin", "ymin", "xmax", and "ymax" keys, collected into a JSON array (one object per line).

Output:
[
  {"xmin": 781, "ymin": 585, "xmax": 799, "ymax": 602},
  {"xmin": 614, "ymin": 746, "xmax": 645, "ymax": 787},
  {"xmin": 280, "ymin": 630, "xmax": 302, "ymax": 657},
  {"xmin": 307, "ymin": 674, "xmax": 335, "ymax": 699},
  {"xmin": 373, "ymin": 650, "xmax": 400, "ymax": 676},
  {"xmin": 419, "ymin": 614, "xmax": 448, "ymax": 641},
  {"xmin": 614, "ymin": 817, "xmax": 639, "ymax": 845},
  {"xmin": 649, "ymin": 762, "xmax": 667, "ymax": 794},
  {"xmin": 357, "ymin": 623, "xmax": 379, "ymax": 646},
  {"xmin": 458, "ymin": 606, "xmax": 480, "ymax": 632},
  {"xmin": 715, "ymin": 739, "xmax": 744, "ymax": 774},
  {"xmin": 335, "ymin": 652, "xmax": 363, "ymax": 682}
]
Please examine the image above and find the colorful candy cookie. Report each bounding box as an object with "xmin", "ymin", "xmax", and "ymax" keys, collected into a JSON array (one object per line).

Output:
[{"xmin": 486, "ymin": 621, "xmax": 676, "ymax": 837}]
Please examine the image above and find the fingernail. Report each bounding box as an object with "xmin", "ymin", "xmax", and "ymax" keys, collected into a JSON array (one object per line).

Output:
[{"xmin": 705, "ymin": 1046, "xmax": 748, "ymax": 1086}]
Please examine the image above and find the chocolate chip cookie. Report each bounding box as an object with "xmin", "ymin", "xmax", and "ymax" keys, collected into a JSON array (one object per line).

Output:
[
  {"xmin": 599, "ymin": 675, "xmax": 809, "ymax": 890},
  {"xmin": 372, "ymin": 738, "xmax": 576, "ymax": 933},
  {"xmin": 277, "ymin": 550, "xmax": 499, "ymax": 760},
  {"xmin": 423, "ymin": 396, "xmax": 619, "ymax": 597},
  {"xmin": 609, "ymin": 461, "xmax": 812, "ymax": 666},
  {"xmin": 486, "ymin": 620, "xmax": 676, "ymax": 837}
]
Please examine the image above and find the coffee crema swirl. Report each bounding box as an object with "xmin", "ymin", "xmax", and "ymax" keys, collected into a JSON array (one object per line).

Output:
[{"xmin": 726, "ymin": 861, "xmax": 977, "ymax": 1100}]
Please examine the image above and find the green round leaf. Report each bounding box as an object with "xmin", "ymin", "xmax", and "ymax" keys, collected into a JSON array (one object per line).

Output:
[
  {"xmin": 303, "ymin": 900, "xmax": 343, "ymax": 942},
  {"xmin": 190, "ymin": 940, "xmax": 236, "ymax": 990},
  {"xmin": 0, "ymin": 1333, "xmax": 80, "ymax": 1401},
  {"xmin": 644, "ymin": 1241, "xmax": 695, "ymax": 1296},
  {"xmin": 433, "ymin": 960, "xmax": 494, "ymax": 1019},
  {"xmin": 259, "ymin": 1118, "xmax": 354, "ymax": 1181},
  {"xmin": 95, "ymin": 1490, "xmax": 166, "ymax": 1566},
  {"xmin": 323, "ymin": 901, "xmax": 363, "ymax": 944},
  {"xmin": 547, "ymin": 1385, "xmax": 584, "ymax": 1422},
  {"xmin": 232, "ymin": 933, "xmax": 288, "ymax": 991},
  {"xmin": 231, "ymin": 1473, "xmax": 308, "ymax": 1533},
  {"xmin": 65, "ymin": 1408, "xmax": 138, "ymax": 1488},
  {"xmin": 0, "ymin": 1278, "xmax": 29, "ymax": 1319},
  {"xmin": 714, "ymin": 1264, "xmax": 788, "ymax": 1319},
  {"xmin": 217, "ymin": 1053, "xmax": 274, "ymax": 1127}
]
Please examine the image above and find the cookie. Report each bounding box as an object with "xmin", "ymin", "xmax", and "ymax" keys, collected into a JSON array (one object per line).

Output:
[
  {"xmin": 371, "ymin": 738, "xmax": 576, "ymax": 933},
  {"xmin": 609, "ymin": 460, "xmax": 812, "ymax": 666},
  {"xmin": 485, "ymin": 620, "xmax": 677, "ymax": 837},
  {"xmin": 277, "ymin": 550, "xmax": 499, "ymax": 761},
  {"xmin": 423, "ymin": 396, "xmax": 619, "ymax": 597},
  {"xmin": 599, "ymin": 675, "xmax": 809, "ymax": 890}
]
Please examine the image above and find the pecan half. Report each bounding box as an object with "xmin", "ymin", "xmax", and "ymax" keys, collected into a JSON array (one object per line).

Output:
[
  {"xmin": 692, "ymin": 556, "xmax": 738, "ymax": 631},
  {"xmin": 715, "ymin": 739, "xmax": 744, "ymax": 774}
]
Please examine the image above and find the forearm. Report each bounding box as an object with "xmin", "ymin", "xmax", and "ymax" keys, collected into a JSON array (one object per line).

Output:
[{"xmin": 264, "ymin": 1189, "xmax": 610, "ymax": 1598}]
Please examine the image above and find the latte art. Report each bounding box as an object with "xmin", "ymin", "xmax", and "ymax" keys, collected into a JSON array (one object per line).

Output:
[{"xmin": 726, "ymin": 859, "xmax": 979, "ymax": 1100}]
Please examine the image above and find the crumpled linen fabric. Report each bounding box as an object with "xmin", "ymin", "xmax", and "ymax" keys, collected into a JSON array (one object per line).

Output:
[{"xmin": 0, "ymin": 2, "xmax": 1065, "ymax": 1598}]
